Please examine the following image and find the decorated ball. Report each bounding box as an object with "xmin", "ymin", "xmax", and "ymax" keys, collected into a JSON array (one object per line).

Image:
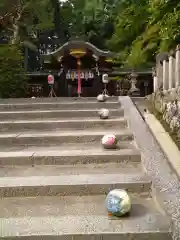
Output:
[
  {"xmin": 106, "ymin": 189, "xmax": 131, "ymax": 217},
  {"xmin": 98, "ymin": 108, "xmax": 109, "ymax": 119},
  {"xmin": 97, "ymin": 94, "xmax": 107, "ymax": 102},
  {"xmin": 101, "ymin": 134, "xmax": 118, "ymax": 149}
]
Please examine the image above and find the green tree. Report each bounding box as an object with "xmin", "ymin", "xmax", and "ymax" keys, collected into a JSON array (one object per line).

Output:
[
  {"xmin": 108, "ymin": 0, "xmax": 180, "ymax": 67},
  {"xmin": 66, "ymin": 0, "xmax": 121, "ymax": 49},
  {"xmin": 0, "ymin": 44, "xmax": 28, "ymax": 98},
  {"xmin": 0, "ymin": 0, "xmax": 54, "ymax": 47}
]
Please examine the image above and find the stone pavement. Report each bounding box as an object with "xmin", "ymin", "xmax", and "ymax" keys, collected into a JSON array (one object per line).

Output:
[{"xmin": 0, "ymin": 97, "xmax": 173, "ymax": 239}]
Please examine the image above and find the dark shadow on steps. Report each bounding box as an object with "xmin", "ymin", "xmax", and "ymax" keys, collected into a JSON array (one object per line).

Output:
[{"xmin": 107, "ymin": 204, "xmax": 152, "ymax": 220}]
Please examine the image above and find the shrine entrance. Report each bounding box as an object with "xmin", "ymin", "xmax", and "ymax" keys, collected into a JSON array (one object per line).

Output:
[
  {"xmin": 40, "ymin": 39, "xmax": 115, "ymax": 97},
  {"xmin": 65, "ymin": 69, "xmax": 96, "ymax": 97}
]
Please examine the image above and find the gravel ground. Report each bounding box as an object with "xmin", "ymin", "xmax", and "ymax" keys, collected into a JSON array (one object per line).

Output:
[{"xmin": 120, "ymin": 96, "xmax": 180, "ymax": 240}]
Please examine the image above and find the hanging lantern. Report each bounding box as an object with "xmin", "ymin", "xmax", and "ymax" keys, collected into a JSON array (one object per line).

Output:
[{"xmin": 47, "ymin": 74, "xmax": 54, "ymax": 85}]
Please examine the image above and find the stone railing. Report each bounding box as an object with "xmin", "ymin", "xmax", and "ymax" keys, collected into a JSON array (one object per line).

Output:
[
  {"xmin": 151, "ymin": 45, "xmax": 180, "ymax": 133},
  {"xmin": 153, "ymin": 45, "xmax": 180, "ymax": 98}
]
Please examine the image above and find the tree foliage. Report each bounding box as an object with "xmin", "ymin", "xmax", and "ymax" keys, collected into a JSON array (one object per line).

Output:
[
  {"xmin": 0, "ymin": 0, "xmax": 54, "ymax": 47},
  {"xmin": 0, "ymin": 44, "xmax": 28, "ymax": 98},
  {"xmin": 0, "ymin": 0, "xmax": 55, "ymax": 98},
  {"xmin": 1, "ymin": 0, "xmax": 180, "ymax": 75},
  {"xmin": 108, "ymin": 0, "xmax": 180, "ymax": 67}
]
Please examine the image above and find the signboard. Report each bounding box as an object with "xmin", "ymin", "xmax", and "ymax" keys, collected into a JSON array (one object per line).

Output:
[{"xmin": 48, "ymin": 74, "xmax": 54, "ymax": 85}]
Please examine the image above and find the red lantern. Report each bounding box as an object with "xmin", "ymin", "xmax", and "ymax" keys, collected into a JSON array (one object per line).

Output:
[{"xmin": 48, "ymin": 74, "xmax": 54, "ymax": 85}]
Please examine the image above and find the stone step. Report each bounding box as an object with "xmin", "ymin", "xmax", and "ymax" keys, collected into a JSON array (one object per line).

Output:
[
  {"xmin": 0, "ymin": 195, "xmax": 171, "ymax": 240},
  {"xmin": 0, "ymin": 144, "xmax": 141, "ymax": 166},
  {"xmin": 0, "ymin": 173, "xmax": 151, "ymax": 197},
  {"xmin": 0, "ymin": 129, "xmax": 134, "ymax": 146},
  {"xmin": 0, "ymin": 96, "xmax": 119, "ymax": 103},
  {"xmin": 0, "ymin": 161, "xmax": 142, "ymax": 177},
  {"xmin": 0, "ymin": 108, "xmax": 124, "ymax": 120},
  {"xmin": 0, "ymin": 118, "xmax": 127, "ymax": 132},
  {"xmin": 0, "ymin": 101, "xmax": 120, "ymax": 111}
]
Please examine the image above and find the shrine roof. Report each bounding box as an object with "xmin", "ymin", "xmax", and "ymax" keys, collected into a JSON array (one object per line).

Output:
[{"xmin": 41, "ymin": 39, "xmax": 115, "ymax": 62}]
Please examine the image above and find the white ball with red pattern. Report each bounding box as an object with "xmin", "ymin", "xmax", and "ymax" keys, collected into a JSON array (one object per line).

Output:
[{"xmin": 101, "ymin": 134, "xmax": 118, "ymax": 149}]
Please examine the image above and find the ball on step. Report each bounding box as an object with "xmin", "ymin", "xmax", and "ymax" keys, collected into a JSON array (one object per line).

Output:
[
  {"xmin": 98, "ymin": 108, "xmax": 109, "ymax": 119},
  {"xmin": 106, "ymin": 189, "xmax": 131, "ymax": 217},
  {"xmin": 101, "ymin": 134, "xmax": 118, "ymax": 149},
  {"xmin": 97, "ymin": 94, "xmax": 107, "ymax": 102}
]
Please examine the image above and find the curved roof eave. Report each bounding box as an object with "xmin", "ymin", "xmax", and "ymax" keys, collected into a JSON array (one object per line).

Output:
[{"xmin": 41, "ymin": 40, "xmax": 115, "ymax": 60}]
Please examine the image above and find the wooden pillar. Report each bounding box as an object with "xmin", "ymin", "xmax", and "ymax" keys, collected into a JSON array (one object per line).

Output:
[{"xmin": 77, "ymin": 58, "xmax": 81, "ymax": 97}]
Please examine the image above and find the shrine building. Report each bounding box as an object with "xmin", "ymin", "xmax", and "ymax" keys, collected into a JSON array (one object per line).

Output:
[{"xmin": 27, "ymin": 39, "xmax": 153, "ymax": 97}]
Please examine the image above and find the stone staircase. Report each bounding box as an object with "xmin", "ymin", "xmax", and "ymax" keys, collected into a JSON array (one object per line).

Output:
[{"xmin": 0, "ymin": 97, "xmax": 172, "ymax": 240}]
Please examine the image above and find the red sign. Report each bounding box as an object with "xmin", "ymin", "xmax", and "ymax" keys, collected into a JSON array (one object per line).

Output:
[{"xmin": 48, "ymin": 74, "xmax": 54, "ymax": 85}]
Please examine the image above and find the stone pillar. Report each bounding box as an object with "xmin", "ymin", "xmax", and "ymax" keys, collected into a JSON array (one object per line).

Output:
[
  {"xmin": 153, "ymin": 76, "xmax": 158, "ymax": 92},
  {"xmin": 168, "ymin": 51, "xmax": 175, "ymax": 89},
  {"xmin": 175, "ymin": 45, "xmax": 180, "ymax": 88},
  {"xmin": 156, "ymin": 62, "xmax": 163, "ymax": 89},
  {"xmin": 162, "ymin": 59, "xmax": 169, "ymax": 91},
  {"xmin": 152, "ymin": 67, "xmax": 158, "ymax": 92}
]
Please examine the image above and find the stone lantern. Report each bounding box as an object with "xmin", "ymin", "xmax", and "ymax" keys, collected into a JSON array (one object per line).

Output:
[{"xmin": 129, "ymin": 71, "xmax": 140, "ymax": 96}]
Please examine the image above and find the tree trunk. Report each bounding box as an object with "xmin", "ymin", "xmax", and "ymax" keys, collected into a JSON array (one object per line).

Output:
[
  {"xmin": 11, "ymin": 23, "xmax": 20, "ymax": 44},
  {"xmin": 51, "ymin": 0, "xmax": 66, "ymax": 44},
  {"xmin": 10, "ymin": 5, "xmax": 25, "ymax": 45}
]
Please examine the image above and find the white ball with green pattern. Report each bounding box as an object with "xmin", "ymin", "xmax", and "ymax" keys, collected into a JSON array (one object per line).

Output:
[
  {"xmin": 101, "ymin": 134, "xmax": 118, "ymax": 149},
  {"xmin": 106, "ymin": 189, "xmax": 131, "ymax": 217},
  {"xmin": 98, "ymin": 108, "xmax": 109, "ymax": 119}
]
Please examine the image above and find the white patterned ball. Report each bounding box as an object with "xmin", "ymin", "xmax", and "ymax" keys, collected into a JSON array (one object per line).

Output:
[
  {"xmin": 101, "ymin": 134, "xmax": 118, "ymax": 149},
  {"xmin": 97, "ymin": 94, "xmax": 107, "ymax": 102},
  {"xmin": 106, "ymin": 189, "xmax": 131, "ymax": 217},
  {"xmin": 98, "ymin": 108, "xmax": 109, "ymax": 119}
]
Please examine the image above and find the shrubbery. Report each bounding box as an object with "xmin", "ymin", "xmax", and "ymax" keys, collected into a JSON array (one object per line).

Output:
[{"xmin": 0, "ymin": 44, "xmax": 28, "ymax": 98}]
